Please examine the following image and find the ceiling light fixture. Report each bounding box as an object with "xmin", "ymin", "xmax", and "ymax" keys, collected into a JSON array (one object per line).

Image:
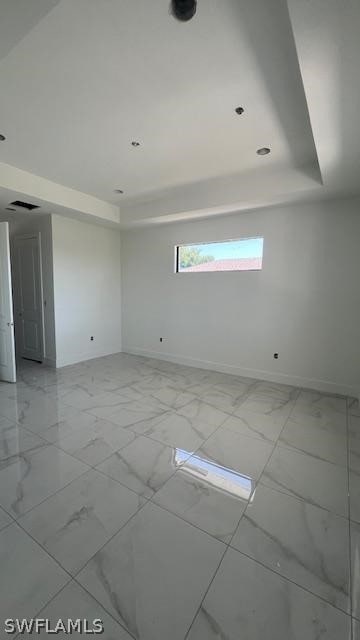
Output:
[
  {"xmin": 171, "ymin": 0, "xmax": 197, "ymax": 22},
  {"xmin": 114, "ymin": 189, "xmax": 124, "ymax": 194},
  {"xmin": 131, "ymin": 141, "xmax": 140, "ymax": 147},
  {"xmin": 257, "ymin": 147, "xmax": 271, "ymax": 156},
  {"xmin": 0, "ymin": 134, "xmax": 6, "ymax": 141},
  {"xmin": 235, "ymin": 107, "xmax": 244, "ymax": 115}
]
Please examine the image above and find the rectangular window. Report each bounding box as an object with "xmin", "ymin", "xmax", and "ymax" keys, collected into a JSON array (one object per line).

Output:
[{"xmin": 175, "ymin": 237, "xmax": 263, "ymax": 273}]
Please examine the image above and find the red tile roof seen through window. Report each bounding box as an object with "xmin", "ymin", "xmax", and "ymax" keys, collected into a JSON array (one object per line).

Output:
[{"xmin": 180, "ymin": 257, "xmax": 262, "ymax": 272}]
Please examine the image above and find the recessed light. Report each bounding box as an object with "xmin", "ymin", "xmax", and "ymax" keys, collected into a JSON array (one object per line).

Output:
[
  {"xmin": 257, "ymin": 147, "xmax": 271, "ymax": 155},
  {"xmin": 131, "ymin": 141, "xmax": 140, "ymax": 147},
  {"xmin": 235, "ymin": 107, "xmax": 244, "ymax": 115},
  {"xmin": 114, "ymin": 189, "xmax": 124, "ymax": 194},
  {"xmin": 0, "ymin": 134, "xmax": 6, "ymax": 141}
]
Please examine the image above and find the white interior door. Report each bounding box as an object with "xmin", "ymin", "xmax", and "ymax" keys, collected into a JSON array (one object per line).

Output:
[
  {"xmin": 0, "ymin": 222, "xmax": 16, "ymax": 383},
  {"xmin": 13, "ymin": 234, "xmax": 44, "ymax": 363}
]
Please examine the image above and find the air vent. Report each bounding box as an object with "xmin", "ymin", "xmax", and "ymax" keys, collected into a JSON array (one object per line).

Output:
[{"xmin": 10, "ymin": 200, "xmax": 40, "ymax": 211}]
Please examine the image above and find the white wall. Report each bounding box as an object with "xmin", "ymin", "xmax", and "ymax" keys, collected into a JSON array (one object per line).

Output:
[
  {"xmin": 52, "ymin": 214, "xmax": 122, "ymax": 367},
  {"xmin": 9, "ymin": 214, "xmax": 56, "ymax": 365},
  {"xmin": 121, "ymin": 197, "xmax": 360, "ymax": 397}
]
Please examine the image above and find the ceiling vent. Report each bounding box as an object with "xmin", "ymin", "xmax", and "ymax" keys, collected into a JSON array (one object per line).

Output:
[{"xmin": 10, "ymin": 200, "xmax": 40, "ymax": 211}]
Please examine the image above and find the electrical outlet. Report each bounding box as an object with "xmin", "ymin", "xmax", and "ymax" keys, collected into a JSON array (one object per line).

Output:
[{"xmin": 90, "ymin": 336, "xmax": 94, "ymax": 341}]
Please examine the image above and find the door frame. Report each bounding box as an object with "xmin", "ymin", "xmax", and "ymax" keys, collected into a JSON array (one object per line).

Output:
[
  {"xmin": 0, "ymin": 221, "xmax": 16, "ymax": 382},
  {"xmin": 13, "ymin": 232, "xmax": 45, "ymax": 363}
]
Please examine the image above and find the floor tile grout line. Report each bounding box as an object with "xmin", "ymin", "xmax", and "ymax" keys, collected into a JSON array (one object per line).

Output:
[
  {"xmin": 241, "ymin": 477, "xmax": 350, "ymax": 521},
  {"xmin": 1, "ymin": 382, "xmax": 238, "ymax": 503},
  {"xmin": 0, "ymin": 408, "xmax": 180, "ymax": 498},
  {"xmin": 93, "ymin": 444, "xmax": 193, "ymax": 500},
  {"xmin": 12, "ymin": 490, "xmax": 149, "ymax": 623},
  {"xmin": 256, "ymin": 478, "xmax": 349, "ymax": 522},
  {"xmin": 176, "ymin": 392, "xmax": 352, "ymax": 637},
  {"xmin": 237, "ymin": 387, "xmax": 341, "ymax": 522},
  {"xmin": 0, "ymin": 464, "xmax": 91, "ymax": 522},
  {"xmin": 92, "ymin": 459, "xmax": 171, "ymax": 499},
  {"xmin": 0, "ymin": 425, "xmax": 95, "ymax": 467},
  {"xmin": 147, "ymin": 495, "xmax": 229, "ymax": 546},
  {"xmin": 2, "ymin": 359, "xmax": 354, "ymax": 637},
  {"xmin": 64, "ymin": 500, "xmax": 160, "ymax": 638},
  {"xmin": 13, "ymin": 457, "xmax": 148, "ymax": 526},
  {"xmin": 3, "ymin": 381, "xmax": 333, "ymax": 548},
  {"xmin": 0, "ymin": 423, "xmax": 141, "ymax": 516},
  {"xmin": 2, "ymin": 371, "xmax": 290, "ymax": 444},
  {"xmin": 142, "ymin": 399, "xmax": 299, "ymax": 562},
  {"xmin": 248, "ymin": 391, "xmax": 351, "ymax": 522},
  {"xmin": 37, "ymin": 426, "xmax": 140, "ymax": 473},
  {"xmin": 222, "ymin": 388, "xmax": 352, "ymax": 621},
  {"xmin": 0, "ymin": 518, "xmax": 15, "ymax": 534},
  {"xmin": 68, "ymin": 499, "xmax": 228, "ymax": 640},
  {"xmin": 227, "ymin": 543, "xmax": 353, "ymax": 620},
  {"xmin": 70, "ymin": 497, "xmax": 150, "ymax": 582},
  {"xmin": 15, "ymin": 566, "xmax": 137, "ymax": 640},
  {"xmin": 225, "ymin": 397, "xmax": 297, "ymax": 552},
  {"xmin": 274, "ymin": 440, "xmax": 349, "ymax": 471},
  {"xmin": 156, "ymin": 471, "xmax": 352, "ymax": 619},
  {"xmin": 216, "ymin": 413, "xmax": 350, "ymax": 475},
  {"xmin": 9, "ymin": 516, "xmax": 75, "ymax": 583},
  {"xmin": 183, "ymin": 543, "xmax": 229, "ymax": 640},
  {"xmin": 12, "ymin": 576, "xmax": 73, "ymax": 638},
  {"xmin": 70, "ymin": 577, "xmax": 138, "ymax": 640},
  {"xmin": 83, "ymin": 397, "xmax": 233, "ymax": 461}
]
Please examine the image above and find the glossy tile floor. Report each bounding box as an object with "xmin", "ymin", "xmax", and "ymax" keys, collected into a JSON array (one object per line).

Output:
[{"xmin": 0, "ymin": 353, "xmax": 358, "ymax": 639}]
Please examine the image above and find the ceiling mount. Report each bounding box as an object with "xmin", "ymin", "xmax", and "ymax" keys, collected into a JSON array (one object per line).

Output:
[
  {"xmin": 171, "ymin": 0, "xmax": 197, "ymax": 22},
  {"xmin": 257, "ymin": 147, "xmax": 271, "ymax": 156}
]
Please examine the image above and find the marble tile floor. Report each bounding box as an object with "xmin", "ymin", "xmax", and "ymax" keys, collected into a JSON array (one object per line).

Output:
[{"xmin": 0, "ymin": 353, "xmax": 358, "ymax": 639}]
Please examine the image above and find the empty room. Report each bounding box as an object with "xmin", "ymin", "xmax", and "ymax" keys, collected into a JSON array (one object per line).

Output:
[{"xmin": 0, "ymin": 1, "xmax": 359, "ymax": 639}]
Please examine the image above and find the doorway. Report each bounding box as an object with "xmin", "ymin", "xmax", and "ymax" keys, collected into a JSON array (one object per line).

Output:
[
  {"xmin": 12, "ymin": 234, "xmax": 45, "ymax": 363},
  {"xmin": 0, "ymin": 221, "xmax": 16, "ymax": 382}
]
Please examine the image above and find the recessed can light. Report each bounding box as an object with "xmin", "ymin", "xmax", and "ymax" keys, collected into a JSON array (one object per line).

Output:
[
  {"xmin": 257, "ymin": 147, "xmax": 271, "ymax": 155},
  {"xmin": 114, "ymin": 189, "xmax": 124, "ymax": 194},
  {"xmin": 131, "ymin": 141, "xmax": 140, "ymax": 147},
  {"xmin": 0, "ymin": 134, "xmax": 6, "ymax": 141},
  {"xmin": 235, "ymin": 107, "xmax": 244, "ymax": 115}
]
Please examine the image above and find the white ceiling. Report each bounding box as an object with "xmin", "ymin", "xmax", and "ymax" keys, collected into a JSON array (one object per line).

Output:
[{"xmin": 0, "ymin": 0, "xmax": 359, "ymax": 227}]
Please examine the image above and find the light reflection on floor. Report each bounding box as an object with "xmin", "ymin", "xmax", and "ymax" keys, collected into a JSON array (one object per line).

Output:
[{"xmin": 174, "ymin": 448, "xmax": 254, "ymax": 501}]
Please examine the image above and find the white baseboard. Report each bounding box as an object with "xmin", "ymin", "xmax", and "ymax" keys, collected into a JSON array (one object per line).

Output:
[
  {"xmin": 56, "ymin": 345, "xmax": 122, "ymax": 369},
  {"xmin": 123, "ymin": 345, "xmax": 357, "ymax": 398}
]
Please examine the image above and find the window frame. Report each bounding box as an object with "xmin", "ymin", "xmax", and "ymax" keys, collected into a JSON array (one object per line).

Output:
[{"xmin": 174, "ymin": 236, "xmax": 264, "ymax": 274}]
